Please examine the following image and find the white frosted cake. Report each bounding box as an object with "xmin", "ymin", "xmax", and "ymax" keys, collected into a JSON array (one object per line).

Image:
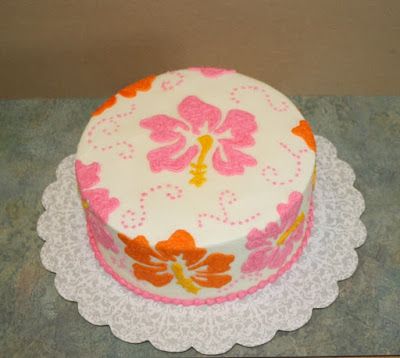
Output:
[{"xmin": 75, "ymin": 67, "xmax": 316, "ymax": 305}]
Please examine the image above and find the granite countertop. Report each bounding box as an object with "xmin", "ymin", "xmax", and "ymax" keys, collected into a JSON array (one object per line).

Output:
[{"xmin": 1, "ymin": 97, "xmax": 399, "ymax": 357}]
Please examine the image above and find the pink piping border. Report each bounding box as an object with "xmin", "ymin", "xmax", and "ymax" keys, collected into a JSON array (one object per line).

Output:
[{"xmin": 88, "ymin": 198, "xmax": 314, "ymax": 306}]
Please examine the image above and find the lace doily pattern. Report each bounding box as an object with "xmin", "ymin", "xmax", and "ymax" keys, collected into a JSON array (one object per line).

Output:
[{"xmin": 37, "ymin": 136, "xmax": 366, "ymax": 355}]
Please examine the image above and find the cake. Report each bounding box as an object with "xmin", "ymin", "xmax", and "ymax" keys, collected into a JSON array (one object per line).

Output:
[{"xmin": 75, "ymin": 67, "xmax": 316, "ymax": 305}]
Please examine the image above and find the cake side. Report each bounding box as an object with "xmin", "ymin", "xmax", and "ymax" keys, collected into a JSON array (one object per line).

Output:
[{"xmin": 83, "ymin": 182, "xmax": 314, "ymax": 304}]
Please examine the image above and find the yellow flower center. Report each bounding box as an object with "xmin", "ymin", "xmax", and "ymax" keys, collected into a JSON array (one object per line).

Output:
[
  {"xmin": 189, "ymin": 134, "xmax": 214, "ymax": 188},
  {"xmin": 276, "ymin": 212, "xmax": 305, "ymax": 246},
  {"xmin": 171, "ymin": 262, "xmax": 200, "ymax": 294},
  {"xmin": 82, "ymin": 199, "xmax": 89, "ymax": 209},
  {"xmin": 312, "ymin": 165, "xmax": 317, "ymax": 189}
]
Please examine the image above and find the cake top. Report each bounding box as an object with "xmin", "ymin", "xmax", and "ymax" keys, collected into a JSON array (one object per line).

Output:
[{"xmin": 76, "ymin": 67, "xmax": 316, "ymax": 246}]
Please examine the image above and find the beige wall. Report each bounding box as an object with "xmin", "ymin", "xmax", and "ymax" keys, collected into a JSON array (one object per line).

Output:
[{"xmin": 1, "ymin": 0, "xmax": 400, "ymax": 98}]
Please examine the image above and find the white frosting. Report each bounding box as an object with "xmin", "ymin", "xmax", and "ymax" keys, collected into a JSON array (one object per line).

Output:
[{"xmin": 76, "ymin": 68, "xmax": 316, "ymax": 302}]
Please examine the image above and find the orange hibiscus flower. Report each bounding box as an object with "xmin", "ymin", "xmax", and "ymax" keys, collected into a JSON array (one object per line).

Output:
[
  {"xmin": 118, "ymin": 229, "xmax": 235, "ymax": 294},
  {"xmin": 118, "ymin": 75, "xmax": 155, "ymax": 98},
  {"xmin": 92, "ymin": 96, "xmax": 117, "ymax": 116},
  {"xmin": 291, "ymin": 119, "xmax": 316, "ymax": 152},
  {"xmin": 92, "ymin": 75, "xmax": 156, "ymax": 116}
]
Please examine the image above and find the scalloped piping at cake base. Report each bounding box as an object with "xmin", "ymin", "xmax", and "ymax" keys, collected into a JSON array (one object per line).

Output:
[{"xmin": 88, "ymin": 198, "xmax": 314, "ymax": 306}]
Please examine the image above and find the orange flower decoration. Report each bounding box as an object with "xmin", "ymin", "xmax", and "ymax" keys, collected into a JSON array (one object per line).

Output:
[
  {"xmin": 118, "ymin": 75, "xmax": 156, "ymax": 98},
  {"xmin": 92, "ymin": 96, "xmax": 117, "ymax": 116},
  {"xmin": 118, "ymin": 229, "xmax": 235, "ymax": 294},
  {"xmin": 291, "ymin": 120, "xmax": 316, "ymax": 152},
  {"xmin": 92, "ymin": 75, "xmax": 156, "ymax": 116}
]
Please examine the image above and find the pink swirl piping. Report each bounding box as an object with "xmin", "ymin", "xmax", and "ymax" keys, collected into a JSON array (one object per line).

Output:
[{"xmin": 87, "ymin": 197, "xmax": 314, "ymax": 306}]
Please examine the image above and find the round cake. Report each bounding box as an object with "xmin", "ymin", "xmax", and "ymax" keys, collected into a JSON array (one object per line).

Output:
[{"xmin": 75, "ymin": 67, "xmax": 316, "ymax": 305}]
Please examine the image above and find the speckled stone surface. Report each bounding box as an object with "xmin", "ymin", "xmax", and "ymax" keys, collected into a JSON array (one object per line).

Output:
[{"xmin": 0, "ymin": 97, "xmax": 399, "ymax": 357}]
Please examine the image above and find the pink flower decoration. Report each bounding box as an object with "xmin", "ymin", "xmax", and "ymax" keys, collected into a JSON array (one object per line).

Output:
[
  {"xmin": 75, "ymin": 160, "xmax": 100, "ymax": 189},
  {"xmin": 81, "ymin": 188, "xmax": 119, "ymax": 223},
  {"xmin": 86, "ymin": 211, "xmax": 119, "ymax": 253},
  {"xmin": 241, "ymin": 192, "xmax": 305, "ymax": 273},
  {"xmin": 140, "ymin": 96, "xmax": 257, "ymax": 187},
  {"xmin": 75, "ymin": 160, "xmax": 120, "ymax": 253},
  {"xmin": 189, "ymin": 67, "xmax": 236, "ymax": 78}
]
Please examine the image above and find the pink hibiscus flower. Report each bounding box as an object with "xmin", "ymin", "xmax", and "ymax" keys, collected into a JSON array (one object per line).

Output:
[
  {"xmin": 241, "ymin": 191, "xmax": 305, "ymax": 273},
  {"xmin": 188, "ymin": 67, "xmax": 236, "ymax": 78},
  {"xmin": 140, "ymin": 96, "xmax": 258, "ymax": 187},
  {"xmin": 75, "ymin": 160, "xmax": 120, "ymax": 253}
]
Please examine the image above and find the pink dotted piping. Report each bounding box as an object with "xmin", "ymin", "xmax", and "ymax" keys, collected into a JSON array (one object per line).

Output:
[
  {"xmin": 87, "ymin": 197, "xmax": 314, "ymax": 306},
  {"xmin": 161, "ymin": 71, "xmax": 185, "ymax": 91},
  {"xmin": 262, "ymin": 142, "xmax": 308, "ymax": 186},
  {"xmin": 238, "ymin": 270, "xmax": 264, "ymax": 281},
  {"xmin": 230, "ymin": 85, "xmax": 290, "ymax": 112},
  {"xmin": 86, "ymin": 104, "xmax": 136, "ymax": 160},
  {"xmin": 197, "ymin": 190, "xmax": 261, "ymax": 228},
  {"xmin": 120, "ymin": 184, "xmax": 183, "ymax": 230}
]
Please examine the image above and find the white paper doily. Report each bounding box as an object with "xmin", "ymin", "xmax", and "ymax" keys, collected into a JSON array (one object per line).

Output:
[{"xmin": 37, "ymin": 136, "xmax": 366, "ymax": 355}]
